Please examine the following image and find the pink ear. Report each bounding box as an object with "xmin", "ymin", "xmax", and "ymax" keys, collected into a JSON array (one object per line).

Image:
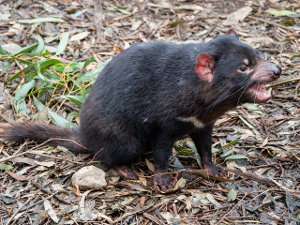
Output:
[
  {"xmin": 226, "ymin": 28, "xmax": 239, "ymax": 39},
  {"xmin": 195, "ymin": 54, "xmax": 215, "ymax": 82}
]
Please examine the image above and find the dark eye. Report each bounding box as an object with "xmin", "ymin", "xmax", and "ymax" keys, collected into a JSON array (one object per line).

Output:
[{"xmin": 238, "ymin": 64, "xmax": 248, "ymax": 73}]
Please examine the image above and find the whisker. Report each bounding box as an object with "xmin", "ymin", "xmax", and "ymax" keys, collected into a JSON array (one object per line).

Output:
[
  {"xmin": 208, "ymin": 82, "xmax": 248, "ymax": 113},
  {"xmin": 237, "ymin": 81, "xmax": 252, "ymax": 105}
]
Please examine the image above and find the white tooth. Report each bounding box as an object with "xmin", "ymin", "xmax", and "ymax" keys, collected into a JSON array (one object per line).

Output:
[{"xmin": 268, "ymin": 87, "xmax": 272, "ymax": 95}]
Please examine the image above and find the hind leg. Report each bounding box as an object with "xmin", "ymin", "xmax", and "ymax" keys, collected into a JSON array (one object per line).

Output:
[
  {"xmin": 92, "ymin": 134, "xmax": 142, "ymax": 180},
  {"xmin": 93, "ymin": 134, "xmax": 143, "ymax": 169}
]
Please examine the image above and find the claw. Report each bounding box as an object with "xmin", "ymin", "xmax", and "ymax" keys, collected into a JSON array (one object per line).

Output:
[
  {"xmin": 116, "ymin": 167, "xmax": 138, "ymax": 180},
  {"xmin": 153, "ymin": 173, "xmax": 179, "ymax": 192}
]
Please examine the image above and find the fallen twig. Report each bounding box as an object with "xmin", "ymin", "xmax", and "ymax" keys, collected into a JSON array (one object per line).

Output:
[
  {"xmin": 270, "ymin": 75, "xmax": 300, "ymax": 87},
  {"xmin": 225, "ymin": 167, "xmax": 300, "ymax": 197},
  {"xmin": 216, "ymin": 193, "xmax": 248, "ymax": 225},
  {"xmin": 112, "ymin": 202, "xmax": 155, "ymax": 224}
]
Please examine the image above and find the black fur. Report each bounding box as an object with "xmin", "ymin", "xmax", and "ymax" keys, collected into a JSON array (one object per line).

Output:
[
  {"xmin": 0, "ymin": 35, "xmax": 281, "ymax": 173},
  {"xmin": 1, "ymin": 122, "xmax": 85, "ymax": 153},
  {"xmin": 79, "ymin": 35, "xmax": 258, "ymax": 169}
]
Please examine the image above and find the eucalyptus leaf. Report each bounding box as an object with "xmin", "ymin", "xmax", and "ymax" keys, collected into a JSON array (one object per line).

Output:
[
  {"xmin": 14, "ymin": 80, "xmax": 36, "ymax": 115},
  {"xmin": 70, "ymin": 32, "xmax": 89, "ymax": 42},
  {"xmin": 33, "ymin": 97, "xmax": 75, "ymax": 128},
  {"xmin": 83, "ymin": 57, "xmax": 96, "ymax": 68},
  {"xmin": 48, "ymin": 111, "xmax": 74, "ymax": 128},
  {"xmin": 30, "ymin": 35, "xmax": 45, "ymax": 56},
  {"xmin": 13, "ymin": 43, "xmax": 38, "ymax": 56},
  {"xmin": 56, "ymin": 32, "xmax": 69, "ymax": 55},
  {"xmin": 220, "ymin": 149, "xmax": 235, "ymax": 159},
  {"xmin": 15, "ymin": 80, "xmax": 35, "ymax": 101},
  {"xmin": 33, "ymin": 96, "xmax": 46, "ymax": 112},
  {"xmin": 225, "ymin": 154, "xmax": 249, "ymax": 161},
  {"xmin": 77, "ymin": 63, "xmax": 106, "ymax": 84},
  {"xmin": 266, "ymin": 9, "xmax": 298, "ymax": 17},
  {"xmin": 62, "ymin": 95, "xmax": 85, "ymax": 107},
  {"xmin": 39, "ymin": 59, "xmax": 62, "ymax": 72},
  {"xmin": 19, "ymin": 17, "xmax": 64, "ymax": 24},
  {"xmin": 0, "ymin": 163, "xmax": 14, "ymax": 172},
  {"xmin": 14, "ymin": 84, "xmax": 35, "ymax": 113},
  {"xmin": 227, "ymin": 189, "xmax": 238, "ymax": 202},
  {"xmin": 0, "ymin": 45, "xmax": 10, "ymax": 55}
]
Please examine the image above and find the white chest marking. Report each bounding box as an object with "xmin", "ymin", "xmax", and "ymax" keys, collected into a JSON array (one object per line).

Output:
[{"xmin": 177, "ymin": 116, "xmax": 205, "ymax": 129}]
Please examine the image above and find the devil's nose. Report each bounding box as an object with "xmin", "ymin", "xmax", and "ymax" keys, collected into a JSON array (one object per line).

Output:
[{"xmin": 273, "ymin": 65, "xmax": 281, "ymax": 78}]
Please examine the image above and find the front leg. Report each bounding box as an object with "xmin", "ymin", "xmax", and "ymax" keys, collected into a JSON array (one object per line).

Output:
[
  {"xmin": 152, "ymin": 134, "xmax": 178, "ymax": 191},
  {"xmin": 190, "ymin": 124, "xmax": 220, "ymax": 176}
]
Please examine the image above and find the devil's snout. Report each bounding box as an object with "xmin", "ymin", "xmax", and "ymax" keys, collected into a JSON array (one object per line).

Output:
[
  {"xmin": 265, "ymin": 63, "xmax": 281, "ymax": 79},
  {"xmin": 252, "ymin": 61, "xmax": 282, "ymax": 82}
]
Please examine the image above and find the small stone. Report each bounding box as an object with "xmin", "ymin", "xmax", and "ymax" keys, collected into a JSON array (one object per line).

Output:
[{"xmin": 71, "ymin": 166, "xmax": 107, "ymax": 190}]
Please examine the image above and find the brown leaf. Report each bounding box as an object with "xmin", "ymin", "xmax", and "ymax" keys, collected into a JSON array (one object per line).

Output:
[
  {"xmin": 7, "ymin": 172, "xmax": 29, "ymax": 181},
  {"xmin": 224, "ymin": 6, "xmax": 252, "ymax": 25},
  {"xmin": 145, "ymin": 159, "xmax": 155, "ymax": 172}
]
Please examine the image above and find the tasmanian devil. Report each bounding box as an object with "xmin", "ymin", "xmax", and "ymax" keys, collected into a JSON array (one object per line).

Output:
[{"xmin": 0, "ymin": 32, "xmax": 281, "ymax": 190}]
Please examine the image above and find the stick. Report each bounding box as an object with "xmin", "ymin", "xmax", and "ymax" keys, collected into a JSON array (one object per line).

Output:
[
  {"xmin": 216, "ymin": 193, "xmax": 247, "ymax": 225},
  {"xmin": 225, "ymin": 167, "xmax": 300, "ymax": 197},
  {"xmin": 112, "ymin": 203, "xmax": 155, "ymax": 224}
]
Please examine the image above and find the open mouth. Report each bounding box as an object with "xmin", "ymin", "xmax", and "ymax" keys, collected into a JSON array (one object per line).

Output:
[
  {"xmin": 245, "ymin": 61, "xmax": 281, "ymax": 103},
  {"xmin": 247, "ymin": 81, "xmax": 273, "ymax": 103}
]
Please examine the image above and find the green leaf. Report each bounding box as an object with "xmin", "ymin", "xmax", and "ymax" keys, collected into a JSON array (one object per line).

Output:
[
  {"xmin": 77, "ymin": 63, "xmax": 105, "ymax": 84},
  {"xmin": 35, "ymin": 60, "xmax": 60, "ymax": 84},
  {"xmin": 48, "ymin": 111, "xmax": 74, "ymax": 128},
  {"xmin": 0, "ymin": 163, "xmax": 14, "ymax": 172},
  {"xmin": 56, "ymin": 32, "xmax": 69, "ymax": 55},
  {"xmin": 40, "ymin": 59, "xmax": 62, "ymax": 72},
  {"xmin": 266, "ymin": 9, "xmax": 298, "ymax": 17},
  {"xmin": 225, "ymin": 154, "xmax": 249, "ymax": 161},
  {"xmin": 61, "ymin": 95, "xmax": 85, "ymax": 107},
  {"xmin": 12, "ymin": 43, "xmax": 38, "ymax": 56},
  {"xmin": 220, "ymin": 149, "xmax": 234, "ymax": 159},
  {"xmin": 30, "ymin": 35, "xmax": 45, "ymax": 56},
  {"xmin": 0, "ymin": 45, "xmax": 9, "ymax": 55},
  {"xmin": 33, "ymin": 96, "xmax": 46, "ymax": 112},
  {"xmin": 227, "ymin": 189, "xmax": 238, "ymax": 202},
  {"xmin": 73, "ymin": 62, "xmax": 85, "ymax": 70},
  {"xmin": 18, "ymin": 17, "xmax": 64, "ymax": 24},
  {"xmin": 15, "ymin": 58, "xmax": 61, "ymax": 85},
  {"xmin": 14, "ymin": 80, "xmax": 36, "ymax": 115},
  {"xmin": 15, "ymin": 80, "xmax": 36, "ymax": 101},
  {"xmin": 10, "ymin": 65, "xmax": 36, "ymax": 81},
  {"xmin": 1, "ymin": 43, "xmax": 22, "ymax": 55},
  {"xmin": 83, "ymin": 57, "xmax": 96, "ymax": 68},
  {"xmin": 15, "ymin": 100, "xmax": 29, "ymax": 115},
  {"xmin": 33, "ymin": 97, "xmax": 75, "ymax": 128}
]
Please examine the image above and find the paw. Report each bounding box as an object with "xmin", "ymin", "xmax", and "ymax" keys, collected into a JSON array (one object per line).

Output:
[
  {"xmin": 116, "ymin": 167, "xmax": 138, "ymax": 180},
  {"xmin": 204, "ymin": 164, "xmax": 223, "ymax": 177},
  {"xmin": 153, "ymin": 173, "xmax": 179, "ymax": 193},
  {"xmin": 202, "ymin": 165, "xmax": 230, "ymax": 181}
]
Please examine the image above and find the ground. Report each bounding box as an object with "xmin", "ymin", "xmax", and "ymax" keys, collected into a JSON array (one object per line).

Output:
[{"xmin": 0, "ymin": 0, "xmax": 300, "ymax": 225}]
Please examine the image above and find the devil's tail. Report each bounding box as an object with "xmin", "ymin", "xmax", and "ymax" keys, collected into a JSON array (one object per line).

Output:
[{"xmin": 0, "ymin": 122, "xmax": 87, "ymax": 153}]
